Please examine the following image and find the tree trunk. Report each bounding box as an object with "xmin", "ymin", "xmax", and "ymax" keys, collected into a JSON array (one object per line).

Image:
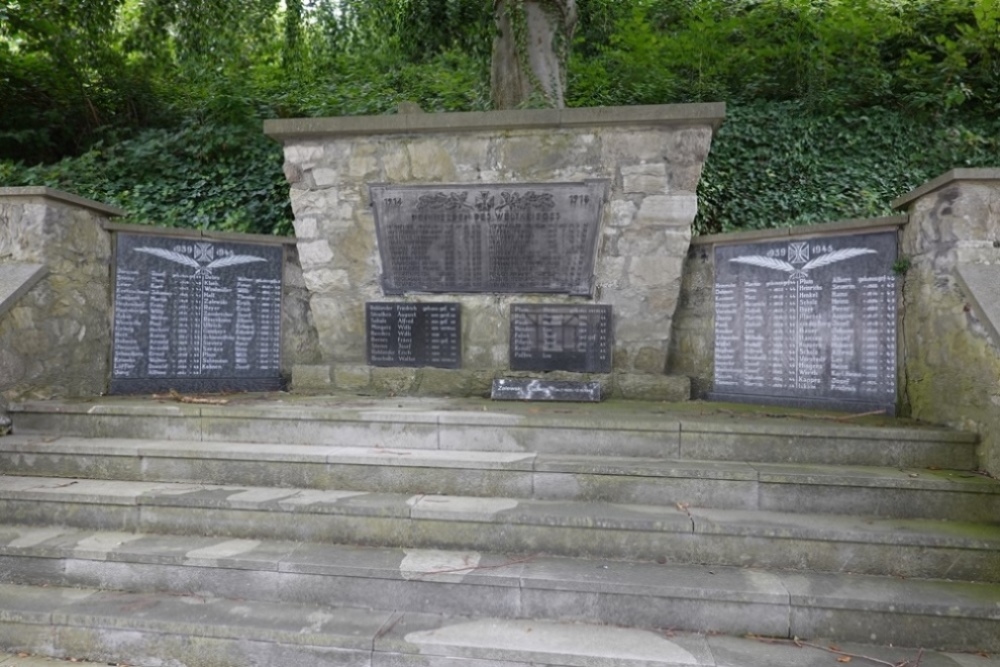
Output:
[{"xmin": 491, "ymin": 0, "xmax": 577, "ymax": 109}]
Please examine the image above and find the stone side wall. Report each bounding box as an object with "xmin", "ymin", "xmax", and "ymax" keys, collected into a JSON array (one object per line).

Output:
[
  {"xmin": 0, "ymin": 188, "xmax": 320, "ymax": 409},
  {"xmin": 893, "ymin": 169, "xmax": 1000, "ymax": 476},
  {"xmin": 0, "ymin": 188, "xmax": 118, "ymax": 408},
  {"xmin": 666, "ymin": 218, "xmax": 908, "ymax": 401},
  {"xmin": 266, "ymin": 104, "xmax": 724, "ymax": 398}
]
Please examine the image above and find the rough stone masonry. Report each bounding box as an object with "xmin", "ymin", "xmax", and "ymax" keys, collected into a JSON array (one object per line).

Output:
[{"xmin": 264, "ymin": 103, "xmax": 725, "ymax": 399}]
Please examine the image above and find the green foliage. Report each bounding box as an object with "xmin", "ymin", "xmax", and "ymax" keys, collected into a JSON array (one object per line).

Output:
[
  {"xmin": 695, "ymin": 102, "xmax": 1000, "ymax": 235},
  {"xmin": 2, "ymin": 0, "xmax": 1000, "ymax": 237},
  {"xmin": 0, "ymin": 123, "xmax": 291, "ymax": 236},
  {"xmin": 567, "ymin": 0, "xmax": 1000, "ymax": 113}
]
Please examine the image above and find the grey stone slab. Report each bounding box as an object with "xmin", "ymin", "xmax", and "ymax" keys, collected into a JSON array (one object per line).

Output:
[
  {"xmin": 200, "ymin": 415, "xmax": 442, "ymax": 448},
  {"xmin": 789, "ymin": 606, "xmax": 1000, "ymax": 653},
  {"xmin": 0, "ymin": 583, "xmax": 94, "ymax": 624},
  {"xmin": 284, "ymin": 542, "xmax": 527, "ymax": 587},
  {"xmin": 535, "ymin": 457, "xmax": 757, "ymax": 480},
  {"xmin": 263, "ymin": 102, "xmax": 726, "ymax": 140},
  {"xmin": 783, "ymin": 571, "xmax": 1000, "ymax": 651},
  {"xmin": 755, "ymin": 475, "xmax": 1000, "ymax": 522},
  {"xmin": 0, "ymin": 451, "xmax": 142, "ymax": 481},
  {"xmin": 520, "ymin": 558, "xmax": 785, "ymax": 603},
  {"xmin": 706, "ymin": 635, "xmax": 975, "ymax": 667},
  {"xmin": 686, "ymin": 508, "xmax": 1000, "ymax": 581},
  {"xmin": 0, "ymin": 186, "xmax": 125, "ymax": 215},
  {"xmin": 377, "ymin": 614, "xmax": 717, "ymax": 667},
  {"xmin": 0, "ymin": 655, "xmax": 113, "ymax": 667},
  {"xmin": 139, "ymin": 456, "xmax": 340, "ymax": 490},
  {"xmin": 688, "ymin": 507, "xmax": 1000, "ymax": 548},
  {"xmin": 0, "ymin": 500, "xmax": 140, "ymax": 533},
  {"xmin": 679, "ymin": 430, "xmax": 977, "ymax": 468},
  {"xmin": 50, "ymin": 588, "xmax": 392, "ymax": 646},
  {"xmin": 8, "ymin": 412, "xmax": 204, "ymax": 440},
  {"xmin": 782, "ymin": 570, "xmax": 1000, "ymax": 616},
  {"xmin": 0, "ymin": 262, "xmax": 46, "ymax": 318},
  {"xmin": 0, "ymin": 555, "xmax": 66, "ymax": 586},
  {"xmin": 531, "ymin": 471, "xmax": 758, "ymax": 507},
  {"xmin": 678, "ymin": 417, "xmax": 977, "ymax": 443},
  {"xmin": 62, "ymin": 560, "xmax": 284, "ymax": 604},
  {"xmin": 891, "ymin": 167, "xmax": 1000, "ymax": 210},
  {"xmin": 518, "ymin": 559, "xmax": 789, "ymax": 636},
  {"xmin": 438, "ymin": 424, "xmax": 681, "ymax": 457},
  {"xmin": 54, "ymin": 627, "xmax": 374, "ymax": 667},
  {"xmin": 0, "ymin": 626, "xmax": 59, "ymax": 663},
  {"xmin": 957, "ymin": 264, "xmax": 1000, "ymax": 347}
]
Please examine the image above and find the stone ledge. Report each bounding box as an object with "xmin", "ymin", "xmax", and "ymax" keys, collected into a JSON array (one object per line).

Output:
[
  {"xmin": 0, "ymin": 186, "xmax": 125, "ymax": 217},
  {"xmin": 692, "ymin": 216, "xmax": 908, "ymax": 247},
  {"xmin": 295, "ymin": 366, "xmax": 692, "ymax": 401},
  {"xmin": 0, "ymin": 263, "xmax": 47, "ymax": 318},
  {"xmin": 892, "ymin": 167, "xmax": 1000, "ymax": 210},
  {"xmin": 264, "ymin": 103, "xmax": 726, "ymax": 141},
  {"xmin": 102, "ymin": 222, "xmax": 298, "ymax": 246},
  {"xmin": 956, "ymin": 264, "xmax": 1000, "ymax": 348}
]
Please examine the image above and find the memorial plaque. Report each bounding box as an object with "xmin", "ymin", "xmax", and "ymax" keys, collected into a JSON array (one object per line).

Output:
[
  {"xmin": 110, "ymin": 233, "xmax": 284, "ymax": 394},
  {"xmin": 366, "ymin": 302, "xmax": 461, "ymax": 368},
  {"xmin": 491, "ymin": 378, "xmax": 601, "ymax": 402},
  {"xmin": 709, "ymin": 231, "xmax": 898, "ymax": 413},
  {"xmin": 370, "ymin": 181, "xmax": 608, "ymax": 295},
  {"xmin": 510, "ymin": 304, "xmax": 612, "ymax": 373}
]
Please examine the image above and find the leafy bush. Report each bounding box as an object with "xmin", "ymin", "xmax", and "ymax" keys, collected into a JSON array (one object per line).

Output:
[
  {"xmin": 696, "ymin": 102, "xmax": 1000, "ymax": 234},
  {"xmin": 2, "ymin": 0, "xmax": 999, "ymax": 237},
  {"xmin": 0, "ymin": 122, "xmax": 292, "ymax": 236}
]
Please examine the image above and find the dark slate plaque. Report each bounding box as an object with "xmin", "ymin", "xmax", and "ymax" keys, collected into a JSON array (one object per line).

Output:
[
  {"xmin": 510, "ymin": 304, "xmax": 612, "ymax": 373},
  {"xmin": 491, "ymin": 378, "xmax": 601, "ymax": 402},
  {"xmin": 366, "ymin": 302, "xmax": 461, "ymax": 368},
  {"xmin": 709, "ymin": 231, "xmax": 898, "ymax": 413},
  {"xmin": 370, "ymin": 181, "xmax": 608, "ymax": 295},
  {"xmin": 110, "ymin": 233, "xmax": 284, "ymax": 395}
]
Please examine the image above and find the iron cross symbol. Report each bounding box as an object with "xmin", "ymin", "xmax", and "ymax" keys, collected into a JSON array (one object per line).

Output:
[
  {"xmin": 133, "ymin": 244, "xmax": 266, "ymax": 276},
  {"xmin": 729, "ymin": 242, "xmax": 876, "ymax": 280}
]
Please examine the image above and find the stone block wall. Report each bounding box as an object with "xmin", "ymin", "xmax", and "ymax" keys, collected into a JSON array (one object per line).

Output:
[
  {"xmin": 0, "ymin": 188, "xmax": 118, "ymax": 409},
  {"xmin": 265, "ymin": 103, "xmax": 724, "ymax": 397},
  {"xmin": 0, "ymin": 188, "xmax": 320, "ymax": 410},
  {"xmin": 893, "ymin": 169, "xmax": 1000, "ymax": 476}
]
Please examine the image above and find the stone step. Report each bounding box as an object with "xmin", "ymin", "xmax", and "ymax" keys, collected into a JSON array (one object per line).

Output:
[
  {"xmin": 1, "ymin": 476, "xmax": 997, "ymax": 582},
  {"xmin": 2, "ymin": 435, "xmax": 997, "ymax": 522},
  {"xmin": 7, "ymin": 397, "xmax": 978, "ymax": 468},
  {"xmin": 2, "ymin": 524, "xmax": 999, "ymax": 652},
  {"xmin": 3, "ymin": 607, "xmax": 998, "ymax": 667}
]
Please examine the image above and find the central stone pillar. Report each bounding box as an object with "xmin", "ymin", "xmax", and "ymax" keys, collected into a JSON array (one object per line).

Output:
[{"xmin": 265, "ymin": 103, "xmax": 724, "ymax": 397}]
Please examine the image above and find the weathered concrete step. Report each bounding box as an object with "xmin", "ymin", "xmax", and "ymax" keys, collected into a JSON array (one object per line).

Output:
[
  {"xmin": 3, "ymin": 630, "xmax": 998, "ymax": 667},
  {"xmin": 1, "ymin": 477, "xmax": 997, "ymax": 582},
  {"xmin": 8, "ymin": 397, "xmax": 978, "ymax": 468},
  {"xmin": 1, "ymin": 556, "xmax": 999, "ymax": 663},
  {"xmin": 2, "ymin": 524, "xmax": 999, "ymax": 651},
  {"xmin": 2, "ymin": 435, "xmax": 997, "ymax": 521},
  {"xmin": 7, "ymin": 642, "xmax": 998, "ymax": 667}
]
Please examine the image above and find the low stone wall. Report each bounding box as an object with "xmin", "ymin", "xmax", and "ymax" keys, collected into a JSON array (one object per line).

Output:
[
  {"xmin": 265, "ymin": 103, "xmax": 725, "ymax": 398},
  {"xmin": 0, "ymin": 188, "xmax": 119, "ymax": 410},
  {"xmin": 0, "ymin": 188, "xmax": 320, "ymax": 409},
  {"xmin": 893, "ymin": 169, "xmax": 1000, "ymax": 476}
]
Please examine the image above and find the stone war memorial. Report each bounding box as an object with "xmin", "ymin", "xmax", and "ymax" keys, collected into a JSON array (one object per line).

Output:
[
  {"xmin": 1, "ymin": 108, "xmax": 1000, "ymax": 666},
  {"xmin": 262, "ymin": 103, "xmax": 725, "ymax": 401}
]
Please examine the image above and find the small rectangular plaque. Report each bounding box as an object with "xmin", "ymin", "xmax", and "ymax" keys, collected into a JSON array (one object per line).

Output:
[
  {"xmin": 370, "ymin": 181, "xmax": 608, "ymax": 295},
  {"xmin": 510, "ymin": 304, "xmax": 612, "ymax": 373},
  {"xmin": 366, "ymin": 302, "xmax": 461, "ymax": 368},
  {"xmin": 110, "ymin": 233, "xmax": 284, "ymax": 395},
  {"xmin": 491, "ymin": 378, "xmax": 601, "ymax": 402},
  {"xmin": 709, "ymin": 231, "xmax": 898, "ymax": 413}
]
